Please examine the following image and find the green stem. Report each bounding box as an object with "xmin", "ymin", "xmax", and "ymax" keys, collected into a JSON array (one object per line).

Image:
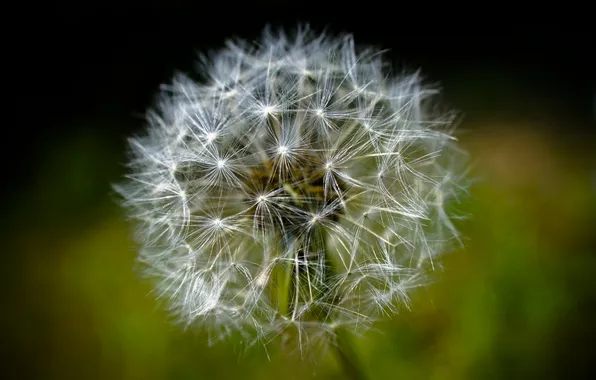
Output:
[
  {"xmin": 277, "ymin": 222, "xmax": 366, "ymax": 379},
  {"xmin": 333, "ymin": 327, "xmax": 366, "ymax": 380},
  {"xmin": 277, "ymin": 259, "xmax": 293, "ymax": 317},
  {"xmin": 320, "ymin": 235, "xmax": 366, "ymax": 379}
]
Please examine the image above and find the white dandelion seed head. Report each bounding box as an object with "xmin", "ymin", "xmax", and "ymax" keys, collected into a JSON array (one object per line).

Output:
[{"xmin": 114, "ymin": 25, "xmax": 469, "ymax": 353}]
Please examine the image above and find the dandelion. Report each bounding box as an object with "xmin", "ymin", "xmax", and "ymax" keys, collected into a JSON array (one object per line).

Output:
[{"xmin": 115, "ymin": 25, "xmax": 469, "ymax": 373}]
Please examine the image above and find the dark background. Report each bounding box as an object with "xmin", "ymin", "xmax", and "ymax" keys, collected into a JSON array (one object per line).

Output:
[
  {"xmin": 6, "ymin": 5, "xmax": 596, "ymax": 380},
  {"xmin": 9, "ymin": 8, "xmax": 595, "ymax": 203}
]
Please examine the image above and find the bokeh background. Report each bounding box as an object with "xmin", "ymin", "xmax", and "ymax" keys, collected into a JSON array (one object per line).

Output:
[{"xmin": 6, "ymin": 6, "xmax": 595, "ymax": 380}]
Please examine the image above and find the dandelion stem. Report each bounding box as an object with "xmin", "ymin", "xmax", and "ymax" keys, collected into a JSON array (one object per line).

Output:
[
  {"xmin": 277, "ymin": 260, "xmax": 293, "ymax": 317},
  {"xmin": 277, "ymin": 233, "xmax": 296, "ymax": 317},
  {"xmin": 321, "ymin": 235, "xmax": 366, "ymax": 380},
  {"xmin": 333, "ymin": 328, "xmax": 366, "ymax": 380}
]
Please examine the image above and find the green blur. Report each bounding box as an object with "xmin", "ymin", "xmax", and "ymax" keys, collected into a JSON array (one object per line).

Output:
[{"xmin": 6, "ymin": 101, "xmax": 595, "ymax": 379}]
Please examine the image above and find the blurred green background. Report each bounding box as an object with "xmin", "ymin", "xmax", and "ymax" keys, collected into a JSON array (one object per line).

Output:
[{"xmin": 5, "ymin": 9, "xmax": 595, "ymax": 380}]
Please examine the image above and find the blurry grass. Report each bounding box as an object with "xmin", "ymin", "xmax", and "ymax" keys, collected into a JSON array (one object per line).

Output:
[{"xmin": 6, "ymin": 124, "xmax": 596, "ymax": 379}]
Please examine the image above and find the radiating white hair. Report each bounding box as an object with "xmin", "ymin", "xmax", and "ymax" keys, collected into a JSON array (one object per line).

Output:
[{"xmin": 115, "ymin": 24, "xmax": 469, "ymax": 353}]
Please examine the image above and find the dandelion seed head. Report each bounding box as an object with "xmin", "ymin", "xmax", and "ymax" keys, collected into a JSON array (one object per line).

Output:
[{"xmin": 114, "ymin": 24, "xmax": 470, "ymax": 354}]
